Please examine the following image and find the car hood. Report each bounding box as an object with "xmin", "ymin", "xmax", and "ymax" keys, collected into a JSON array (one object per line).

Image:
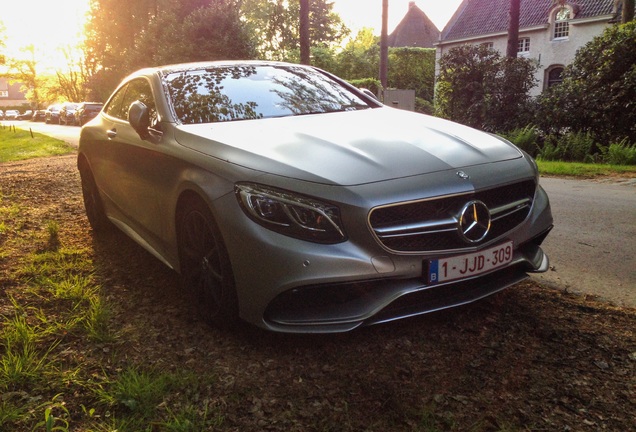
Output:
[{"xmin": 175, "ymin": 107, "xmax": 522, "ymax": 186}]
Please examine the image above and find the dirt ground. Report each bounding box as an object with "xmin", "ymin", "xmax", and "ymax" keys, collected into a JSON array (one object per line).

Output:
[{"xmin": 1, "ymin": 154, "xmax": 635, "ymax": 431}]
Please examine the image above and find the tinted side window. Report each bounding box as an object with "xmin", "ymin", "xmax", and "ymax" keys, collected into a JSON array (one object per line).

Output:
[
  {"xmin": 104, "ymin": 84, "xmax": 129, "ymax": 120},
  {"xmin": 103, "ymin": 78, "xmax": 157, "ymax": 124},
  {"xmin": 124, "ymin": 79, "xmax": 158, "ymax": 126}
]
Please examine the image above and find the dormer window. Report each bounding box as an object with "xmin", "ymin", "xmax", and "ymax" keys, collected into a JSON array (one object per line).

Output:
[{"xmin": 553, "ymin": 8, "xmax": 571, "ymax": 39}]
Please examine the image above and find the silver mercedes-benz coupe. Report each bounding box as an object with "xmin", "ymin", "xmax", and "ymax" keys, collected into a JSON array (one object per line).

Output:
[{"xmin": 77, "ymin": 61, "xmax": 553, "ymax": 333}]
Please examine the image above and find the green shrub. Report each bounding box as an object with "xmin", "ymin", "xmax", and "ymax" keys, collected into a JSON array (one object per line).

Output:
[
  {"xmin": 435, "ymin": 44, "xmax": 537, "ymax": 132},
  {"xmin": 415, "ymin": 97, "xmax": 434, "ymax": 115},
  {"xmin": 538, "ymin": 131, "xmax": 599, "ymax": 162},
  {"xmin": 602, "ymin": 139, "xmax": 636, "ymax": 165},
  {"xmin": 348, "ymin": 78, "xmax": 382, "ymax": 96},
  {"xmin": 534, "ymin": 21, "xmax": 636, "ymax": 144},
  {"xmin": 502, "ymin": 126, "xmax": 541, "ymax": 157}
]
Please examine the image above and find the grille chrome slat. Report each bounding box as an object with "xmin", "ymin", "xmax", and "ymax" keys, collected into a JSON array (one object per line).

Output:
[
  {"xmin": 374, "ymin": 217, "xmax": 457, "ymax": 238},
  {"xmin": 491, "ymin": 198, "xmax": 531, "ymax": 217},
  {"xmin": 369, "ymin": 180, "xmax": 536, "ymax": 253}
]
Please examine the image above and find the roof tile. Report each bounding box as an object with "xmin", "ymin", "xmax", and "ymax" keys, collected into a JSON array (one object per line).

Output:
[{"xmin": 442, "ymin": 0, "xmax": 617, "ymax": 41}]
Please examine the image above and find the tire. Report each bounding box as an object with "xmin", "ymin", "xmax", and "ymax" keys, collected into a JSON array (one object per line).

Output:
[
  {"xmin": 177, "ymin": 198, "xmax": 239, "ymax": 328},
  {"xmin": 78, "ymin": 162, "xmax": 111, "ymax": 232}
]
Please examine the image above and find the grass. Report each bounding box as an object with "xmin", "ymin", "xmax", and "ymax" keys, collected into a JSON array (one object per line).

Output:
[
  {"xmin": 0, "ymin": 125, "xmax": 74, "ymax": 162},
  {"xmin": 537, "ymin": 160, "xmax": 636, "ymax": 177},
  {"xmin": 0, "ymin": 196, "xmax": 223, "ymax": 430}
]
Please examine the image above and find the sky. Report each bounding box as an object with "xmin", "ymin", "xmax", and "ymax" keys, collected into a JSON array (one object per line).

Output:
[
  {"xmin": 0, "ymin": 0, "xmax": 463, "ymax": 69},
  {"xmin": 332, "ymin": 0, "xmax": 463, "ymax": 33}
]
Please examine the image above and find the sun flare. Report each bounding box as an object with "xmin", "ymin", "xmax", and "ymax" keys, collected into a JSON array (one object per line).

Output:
[{"xmin": 1, "ymin": 0, "xmax": 90, "ymax": 70}]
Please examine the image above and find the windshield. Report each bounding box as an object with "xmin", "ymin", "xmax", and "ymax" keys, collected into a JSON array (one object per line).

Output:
[{"xmin": 163, "ymin": 65, "xmax": 371, "ymax": 125}]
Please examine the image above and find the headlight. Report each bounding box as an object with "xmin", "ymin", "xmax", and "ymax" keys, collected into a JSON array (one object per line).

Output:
[{"xmin": 235, "ymin": 183, "xmax": 346, "ymax": 244}]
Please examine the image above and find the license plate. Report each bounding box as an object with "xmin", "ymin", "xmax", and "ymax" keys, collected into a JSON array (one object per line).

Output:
[{"xmin": 428, "ymin": 241, "xmax": 514, "ymax": 284}]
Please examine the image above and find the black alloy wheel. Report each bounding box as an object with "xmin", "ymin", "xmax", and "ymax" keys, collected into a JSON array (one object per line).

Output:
[
  {"xmin": 178, "ymin": 198, "xmax": 238, "ymax": 328},
  {"xmin": 78, "ymin": 162, "xmax": 110, "ymax": 232}
]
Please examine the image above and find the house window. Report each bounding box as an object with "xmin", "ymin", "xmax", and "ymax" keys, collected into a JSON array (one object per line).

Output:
[
  {"xmin": 480, "ymin": 42, "xmax": 494, "ymax": 49},
  {"xmin": 553, "ymin": 8, "xmax": 570, "ymax": 39},
  {"xmin": 517, "ymin": 38, "xmax": 530, "ymax": 53},
  {"xmin": 546, "ymin": 67, "xmax": 564, "ymax": 88}
]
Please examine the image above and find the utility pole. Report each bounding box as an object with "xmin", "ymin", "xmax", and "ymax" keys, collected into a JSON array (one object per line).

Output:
[{"xmin": 379, "ymin": 0, "xmax": 389, "ymax": 95}]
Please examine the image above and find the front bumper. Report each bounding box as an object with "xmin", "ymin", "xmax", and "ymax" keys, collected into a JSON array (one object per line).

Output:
[
  {"xmin": 215, "ymin": 177, "xmax": 553, "ymax": 333},
  {"xmin": 263, "ymin": 234, "xmax": 550, "ymax": 333}
]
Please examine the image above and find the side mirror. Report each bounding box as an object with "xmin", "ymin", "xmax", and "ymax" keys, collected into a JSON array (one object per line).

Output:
[
  {"xmin": 128, "ymin": 100, "xmax": 150, "ymax": 139},
  {"xmin": 360, "ymin": 88, "xmax": 379, "ymax": 101}
]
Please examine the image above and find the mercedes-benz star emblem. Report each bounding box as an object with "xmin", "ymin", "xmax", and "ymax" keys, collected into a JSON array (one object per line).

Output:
[
  {"xmin": 456, "ymin": 171, "xmax": 470, "ymax": 180},
  {"xmin": 458, "ymin": 200, "xmax": 491, "ymax": 243}
]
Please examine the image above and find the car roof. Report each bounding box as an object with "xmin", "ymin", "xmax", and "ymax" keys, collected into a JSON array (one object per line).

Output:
[{"xmin": 127, "ymin": 60, "xmax": 309, "ymax": 80}]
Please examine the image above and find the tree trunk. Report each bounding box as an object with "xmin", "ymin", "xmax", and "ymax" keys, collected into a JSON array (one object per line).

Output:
[
  {"xmin": 623, "ymin": 0, "xmax": 635, "ymax": 23},
  {"xmin": 506, "ymin": 0, "xmax": 521, "ymax": 58},
  {"xmin": 300, "ymin": 0, "xmax": 311, "ymax": 65}
]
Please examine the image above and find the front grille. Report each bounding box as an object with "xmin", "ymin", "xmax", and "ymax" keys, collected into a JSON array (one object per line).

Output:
[{"xmin": 369, "ymin": 180, "xmax": 536, "ymax": 253}]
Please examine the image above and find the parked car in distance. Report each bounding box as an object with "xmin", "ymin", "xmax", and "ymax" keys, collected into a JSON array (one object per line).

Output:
[
  {"xmin": 17, "ymin": 110, "xmax": 33, "ymax": 120},
  {"xmin": 45, "ymin": 104, "xmax": 61, "ymax": 124},
  {"xmin": 59, "ymin": 102, "xmax": 79, "ymax": 125},
  {"xmin": 0, "ymin": 110, "xmax": 4, "ymax": 119},
  {"xmin": 75, "ymin": 102, "xmax": 104, "ymax": 126},
  {"xmin": 78, "ymin": 60, "xmax": 553, "ymax": 333},
  {"xmin": 4, "ymin": 109, "xmax": 19, "ymax": 120},
  {"xmin": 32, "ymin": 109, "xmax": 47, "ymax": 122}
]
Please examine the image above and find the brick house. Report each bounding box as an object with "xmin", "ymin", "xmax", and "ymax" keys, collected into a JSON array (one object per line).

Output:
[
  {"xmin": 388, "ymin": 2, "xmax": 440, "ymax": 48},
  {"xmin": 436, "ymin": 0, "xmax": 622, "ymax": 95},
  {"xmin": 0, "ymin": 78, "xmax": 27, "ymax": 108}
]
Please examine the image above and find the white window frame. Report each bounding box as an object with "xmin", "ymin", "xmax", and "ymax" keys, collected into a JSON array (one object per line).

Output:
[{"xmin": 553, "ymin": 7, "xmax": 571, "ymax": 40}]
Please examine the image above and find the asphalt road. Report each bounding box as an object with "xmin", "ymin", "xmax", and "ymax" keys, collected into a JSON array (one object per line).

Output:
[
  {"xmin": 10, "ymin": 121, "xmax": 636, "ymax": 308},
  {"xmin": 18, "ymin": 120, "xmax": 81, "ymax": 148},
  {"xmin": 536, "ymin": 177, "xmax": 636, "ymax": 308}
]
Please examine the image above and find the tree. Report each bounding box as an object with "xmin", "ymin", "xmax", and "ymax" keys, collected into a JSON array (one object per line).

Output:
[
  {"xmin": 242, "ymin": 0, "xmax": 348, "ymax": 61},
  {"xmin": 506, "ymin": 0, "xmax": 521, "ymax": 58},
  {"xmin": 436, "ymin": 44, "xmax": 537, "ymax": 132},
  {"xmin": 2, "ymin": 46, "xmax": 44, "ymax": 108},
  {"xmin": 535, "ymin": 21, "xmax": 636, "ymax": 143},
  {"xmin": 84, "ymin": 0, "xmax": 255, "ymax": 101},
  {"xmin": 299, "ymin": 0, "xmax": 310, "ymax": 64},
  {"xmin": 0, "ymin": 22, "xmax": 6, "ymax": 65},
  {"xmin": 388, "ymin": 48, "xmax": 436, "ymax": 108},
  {"xmin": 623, "ymin": 0, "xmax": 635, "ymax": 23},
  {"xmin": 332, "ymin": 28, "xmax": 379, "ymax": 80}
]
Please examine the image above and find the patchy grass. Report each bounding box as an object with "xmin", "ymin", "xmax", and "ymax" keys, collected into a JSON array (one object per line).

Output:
[
  {"xmin": 537, "ymin": 160, "xmax": 636, "ymax": 178},
  {"xmin": 0, "ymin": 126, "xmax": 73, "ymax": 162},
  {"xmin": 0, "ymin": 152, "xmax": 634, "ymax": 430}
]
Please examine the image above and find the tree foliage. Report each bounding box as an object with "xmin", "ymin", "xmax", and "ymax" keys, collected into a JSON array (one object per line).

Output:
[
  {"xmin": 84, "ymin": 0, "xmax": 255, "ymax": 101},
  {"xmin": 0, "ymin": 22, "xmax": 6, "ymax": 65},
  {"xmin": 535, "ymin": 21, "xmax": 636, "ymax": 143},
  {"xmin": 388, "ymin": 48, "xmax": 435, "ymax": 103},
  {"xmin": 435, "ymin": 44, "xmax": 537, "ymax": 132},
  {"xmin": 330, "ymin": 28, "xmax": 379, "ymax": 81},
  {"xmin": 241, "ymin": 0, "xmax": 348, "ymax": 61}
]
